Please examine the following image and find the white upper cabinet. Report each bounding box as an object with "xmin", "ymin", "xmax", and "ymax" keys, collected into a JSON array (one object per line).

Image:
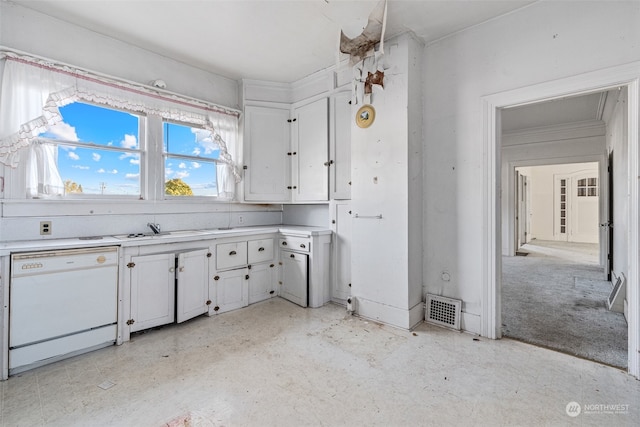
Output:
[
  {"xmin": 329, "ymin": 91, "xmax": 352, "ymax": 200},
  {"xmin": 243, "ymin": 105, "xmax": 290, "ymax": 202},
  {"xmin": 291, "ymin": 98, "xmax": 329, "ymax": 202},
  {"xmin": 243, "ymin": 98, "xmax": 330, "ymax": 203}
]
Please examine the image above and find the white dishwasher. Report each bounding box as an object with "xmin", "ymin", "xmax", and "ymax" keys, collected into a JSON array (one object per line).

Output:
[{"xmin": 10, "ymin": 246, "xmax": 118, "ymax": 374}]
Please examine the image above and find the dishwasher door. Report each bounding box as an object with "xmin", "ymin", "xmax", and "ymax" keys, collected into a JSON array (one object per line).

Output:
[{"xmin": 10, "ymin": 247, "xmax": 118, "ymax": 371}]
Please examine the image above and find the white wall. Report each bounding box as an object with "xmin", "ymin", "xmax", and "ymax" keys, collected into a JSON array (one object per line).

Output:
[
  {"xmin": 423, "ymin": 1, "xmax": 640, "ymax": 334},
  {"xmin": 0, "ymin": 2, "xmax": 239, "ymax": 109}
]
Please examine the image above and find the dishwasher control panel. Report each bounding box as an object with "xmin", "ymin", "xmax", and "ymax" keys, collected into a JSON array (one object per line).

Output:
[{"xmin": 11, "ymin": 247, "xmax": 118, "ymax": 277}]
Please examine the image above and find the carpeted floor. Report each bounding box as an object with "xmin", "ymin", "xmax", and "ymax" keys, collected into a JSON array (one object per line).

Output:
[{"xmin": 502, "ymin": 240, "xmax": 628, "ymax": 369}]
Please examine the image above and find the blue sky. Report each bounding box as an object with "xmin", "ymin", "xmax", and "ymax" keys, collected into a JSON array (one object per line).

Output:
[{"xmin": 42, "ymin": 102, "xmax": 220, "ymax": 196}]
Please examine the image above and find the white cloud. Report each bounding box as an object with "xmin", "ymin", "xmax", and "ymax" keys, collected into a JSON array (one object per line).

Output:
[
  {"xmin": 92, "ymin": 153, "xmax": 101, "ymax": 161},
  {"xmin": 97, "ymin": 169, "xmax": 117, "ymax": 174},
  {"xmin": 72, "ymin": 165, "xmax": 90, "ymax": 170},
  {"xmin": 47, "ymin": 121, "xmax": 79, "ymax": 141},
  {"xmin": 120, "ymin": 134, "xmax": 137, "ymax": 149},
  {"xmin": 68, "ymin": 151, "xmax": 80, "ymax": 161},
  {"xmin": 178, "ymin": 162, "xmax": 187, "ymax": 169},
  {"xmin": 192, "ymin": 147, "xmax": 201, "ymax": 156},
  {"xmin": 191, "ymin": 162, "xmax": 201, "ymax": 169},
  {"xmin": 165, "ymin": 168, "xmax": 174, "ymax": 176},
  {"xmin": 125, "ymin": 173, "xmax": 139, "ymax": 180},
  {"xmin": 130, "ymin": 158, "xmax": 140, "ymax": 165},
  {"xmin": 175, "ymin": 171, "xmax": 189, "ymax": 179}
]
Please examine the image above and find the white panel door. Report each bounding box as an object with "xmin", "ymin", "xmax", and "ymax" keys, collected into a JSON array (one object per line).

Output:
[
  {"xmin": 332, "ymin": 201, "xmax": 352, "ymax": 301},
  {"xmin": 292, "ymin": 98, "xmax": 328, "ymax": 202},
  {"xmin": 280, "ymin": 250, "xmax": 308, "ymax": 307},
  {"xmin": 130, "ymin": 253, "xmax": 175, "ymax": 333},
  {"xmin": 248, "ymin": 262, "xmax": 277, "ymax": 304},
  {"xmin": 214, "ymin": 268, "xmax": 249, "ymax": 314},
  {"xmin": 176, "ymin": 249, "xmax": 210, "ymax": 323},
  {"xmin": 330, "ymin": 91, "xmax": 352, "ymax": 200},
  {"xmin": 244, "ymin": 105, "xmax": 290, "ymax": 202}
]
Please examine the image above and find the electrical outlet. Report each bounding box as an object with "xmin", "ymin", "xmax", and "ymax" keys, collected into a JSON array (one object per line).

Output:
[
  {"xmin": 40, "ymin": 221, "xmax": 52, "ymax": 235},
  {"xmin": 238, "ymin": 215, "xmax": 244, "ymax": 224}
]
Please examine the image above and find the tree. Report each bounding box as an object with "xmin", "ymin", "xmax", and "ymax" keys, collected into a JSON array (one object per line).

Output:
[
  {"xmin": 165, "ymin": 178, "xmax": 193, "ymax": 196},
  {"xmin": 64, "ymin": 180, "xmax": 83, "ymax": 194}
]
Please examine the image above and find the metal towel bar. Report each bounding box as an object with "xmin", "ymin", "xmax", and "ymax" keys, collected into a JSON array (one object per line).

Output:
[{"xmin": 354, "ymin": 213, "xmax": 383, "ymax": 219}]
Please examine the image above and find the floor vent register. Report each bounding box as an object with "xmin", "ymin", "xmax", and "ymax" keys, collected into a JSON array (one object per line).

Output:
[{"xmin": 426, "ymin": 294, "xmax": 462, "ymax": 330}]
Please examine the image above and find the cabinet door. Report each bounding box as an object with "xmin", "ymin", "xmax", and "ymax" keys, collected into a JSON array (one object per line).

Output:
[
  {"xmin": 280, "ymin": 250, "xmax": 308, "ymax": 307},
  {"xmin": 292, "ymin": 98, "xmax": 328, "ymax": 202},
  {"xmin": 176, "ymin": 249, "xmax": 210, "ymax": 323},
  {"xmin": 330, "ymin": 91, "xmax": 352, "ymax": 200},
  {"xmin": 244, "ymin": 105, "xmax": 290, "ymax": 202},
  {"xmin": 332, "ymin": 202, "xmax": 352, "ymax": 301},
  {"xmin": 129, "ymin": 253, "xmax": 175, "ymax": 333},
  {"xmin": 248, "ymin": 262, "xmax": 277, "ymax": 304},
  {"xmin": 213, "ymin": 267, "xmax": 249, "ymax": 314}
]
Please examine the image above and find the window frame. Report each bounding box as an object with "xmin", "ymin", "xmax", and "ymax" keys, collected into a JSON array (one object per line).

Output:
[
  {"xmin": 162, "ymin": 119, "xmax": 224, "ymax": 199},
  {"xmin": 34, "ymin": 101, "xmax": 147, "ymax": 200}
]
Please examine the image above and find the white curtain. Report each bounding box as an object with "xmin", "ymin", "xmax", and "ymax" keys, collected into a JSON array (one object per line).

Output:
[
  {"xmin": 0, "ymin": 53, "xmax": 241, "ymax": 198},
  {"xmin": 26, "ymin": 142, "xmax": 64, "ymax": 198}
]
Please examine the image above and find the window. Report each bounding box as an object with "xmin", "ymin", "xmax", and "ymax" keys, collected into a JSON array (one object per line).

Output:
[
  {"xmin": 577, "ymin": 177, "xmax": 598, "ymax": 197},
  {"xmin": 163, "ymin": 121, "xmax": 220, "ymax": 197},
  {"xmin": 37, "ymin": 102, "xmax": 142, "ymax": 196}
]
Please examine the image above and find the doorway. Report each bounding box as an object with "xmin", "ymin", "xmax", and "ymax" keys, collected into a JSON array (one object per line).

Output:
[
  {"xmin": 481, "ymin": 63, "xmax": 640, "ymax": 377},
  {"xmin": 503, "ymin": 162, "xmax": 627, "ymax": 368}
]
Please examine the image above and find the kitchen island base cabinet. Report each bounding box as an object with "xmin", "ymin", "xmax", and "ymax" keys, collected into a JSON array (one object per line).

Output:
[
  {"xmin": 280, "ymin": 251, "xmax": 309, "ymax": 307},
  {"xmin": 211, "ymin": 268, "xmax": 249, "ymax": 314}
]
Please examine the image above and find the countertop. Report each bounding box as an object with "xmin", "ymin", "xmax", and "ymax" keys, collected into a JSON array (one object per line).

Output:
[{"xmin": 0, "ymin": 225, "xmax": 332, "ymax": 256}]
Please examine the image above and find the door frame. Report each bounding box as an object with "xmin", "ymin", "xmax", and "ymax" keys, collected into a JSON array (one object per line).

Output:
[{"xmin": 482, "ymin": 61, "xmax": 640, "ymax": 378}]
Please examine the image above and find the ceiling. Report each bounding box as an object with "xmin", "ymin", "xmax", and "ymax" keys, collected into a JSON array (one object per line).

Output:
[
  {"xmin": 501, "ymin": 91, "xmax": 609, "ymax": 133},
  {"xmin": 13, "ymin": 0, "xmax": 535, "ymax": 83}
]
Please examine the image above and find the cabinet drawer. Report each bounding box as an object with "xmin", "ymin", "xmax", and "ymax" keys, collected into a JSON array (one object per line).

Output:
[
  {"xmin": 216, "ymin": 241, "xmax": 248, "ymax": 270},
  {"xmin": 279, "ymin": 236, "xmax": 310, "ymax": 252},
  {"xmin": 248, "ymin": 238, "xmax": 274, "ymax": 264}
]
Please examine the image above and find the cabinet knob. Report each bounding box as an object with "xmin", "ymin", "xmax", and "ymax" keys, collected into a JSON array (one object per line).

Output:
[
  {"xmin": 245, "ymin": 274, "xmax": 250, "ymax": 280},
  {"xmin": 300, "ymin": 244, "xmax": 306, "ymax": 249},
  {"xmin": 206, "ymin": 300, "xmax": 212, "ymax": 305},
  {"xmin": 332, "ymin": 220, "xmax": 336, "ymax": 224},
  {"xmin": 229, "ymin": 250, "xmax": 237, "ymax": 256},
  {"xmin": 290, "ymin": 254, "xmax": 295, "ymax": 258},
  {"xmin": 214, "ymin": 306, "xmax": 220, "ymax": 311},
  {"xmin": 258, "ymin": 247, "xmax": 265, "ymax": 252},
  {"xmin": 282, "ymin": 241, "xmax": 288, "ymax": 246},
  {"xmin": 169, "ymin": 267, "xmax": 175, "ymax": 273},
  {"xmin": 214, "ymin": 275, "xmax": 220, "ymax": 281}
]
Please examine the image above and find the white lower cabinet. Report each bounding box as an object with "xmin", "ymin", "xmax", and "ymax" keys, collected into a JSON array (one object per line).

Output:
[
  {"xmin": 126, "ymin": 247, "xmax": 211, "ymax": 334},
  {"xmin": 248, "ymin": 262, "xmax": 277, "ymax": 304},
  {"xmin": 176, "ymin": 249, "xmax": 211, "ymax": 323},
  {"xmin": 211, "ymin": 267, "xmax": 249, "ymax": 314},
  {"xmin": 280, "ymin": 250, "xmax": 309, "ymax": 307}
]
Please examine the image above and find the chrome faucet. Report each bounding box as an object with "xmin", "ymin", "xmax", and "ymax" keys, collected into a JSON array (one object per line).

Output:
[{"xmin": 147, "ymin": 223, "xmax": 161, "ymax": 234}]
